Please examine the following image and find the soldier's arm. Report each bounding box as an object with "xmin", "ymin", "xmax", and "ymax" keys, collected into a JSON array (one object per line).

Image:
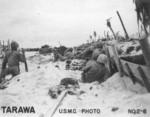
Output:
[
  {"xmin": 18, "ymin": 53, "xmax": 26, "ymax": 62},
  {"xmin": 82, "ymin": 65, "xmax": 91, "ymax": 73},
  {"xmin": 103, "ymin": 68, "xmax": 111, "ymax": 81},
  {"xmin": 18, "ymin": 49, "xmax": 26, "ymax": 62},
  {"xmin": 2, "ymin": 54, "xmax": 8, "ymax": 70}
]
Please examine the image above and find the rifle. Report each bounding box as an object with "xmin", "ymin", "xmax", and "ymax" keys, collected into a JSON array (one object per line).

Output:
[{"xmin": 22, "ymin": 49, "xmax": 28, "ymax": 72}]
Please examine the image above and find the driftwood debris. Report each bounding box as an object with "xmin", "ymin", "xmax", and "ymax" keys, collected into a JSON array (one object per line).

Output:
[
  {"xmin": 138, "ymin": 66, "xmax": 150, "ymax": 92},
  {"xmin": 116, "ymin": 11, "xmax": 129, "ymax": 40},
  {"xmin": 45, "ymin": 91, "xmax": 68, "ymax": 117}
]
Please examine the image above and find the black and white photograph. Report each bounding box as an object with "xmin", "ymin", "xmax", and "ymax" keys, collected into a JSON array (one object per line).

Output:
[{"xmin": 0, "ymin": 0, "xmax": 150, "ymax": 117}]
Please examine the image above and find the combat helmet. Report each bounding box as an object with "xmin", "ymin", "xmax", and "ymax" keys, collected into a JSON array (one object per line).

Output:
[
  {"xmin": 97, "ymin": 54, "xmax": 108, "ymax": 65},
  {"xmin": 11, "ymin": 41, "xmax": 19, "ymax": 50}
]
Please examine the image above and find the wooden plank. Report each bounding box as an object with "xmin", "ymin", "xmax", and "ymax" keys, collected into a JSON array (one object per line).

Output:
[
  {"xmin": 120, "ymin": 59, "xmax": 144, "ymax": 82},
  {"xmin": 107, "ymin": 46, "xmax": 118, "ymax": 74},
  {"xmin": 138, "ymin": 66, "xmax": 150, "ymax": 92},
  {"xmin": 2, "ymin": 40, "xmax": 4, "ymax": 51},
  {"xmin": 118, "ymin": 58, "xmax": 124, "ymax": 76},
  {"xmin": 120, "ymin": 59, "xmax": 150, "ymax": 86},
  {"xmin": 120, "ymin": 60, "xmax": 129, "ymax": 76},
  {"xmin": 120, "ymin": 59, "xmax": 144, "ymax": 86},
  {"xmin": 45, "ymin": 91, "xmax": 68, "ymax": 117},
  {"xmin": 116, "ymin": 11, "xmax": 129, "ymax": 39},
  {"xmin": 120, "ymin": 54, "xmax": 145, "ymax": 65},
  {"xmin": 139, "ymin": 36, "xmax": 150, "ymax": 67},
  {"xmin": 105, "ymin": 47, "xmax": 112, "ymax": 74},
  {"xmin": 107, "ymin": 19, "xmax": 117, "ymax": 40},
  {"xmin": 7, "ymin": 40, "xmax": 10, "ymax": 50},
  {"xmin": 107, "ymin": 46, "xmax": 114, "ymax": 57},
  {"xmin": 125, "ymin": 63, "xmax": 136, "ymax": 84},
  {"xmin": 112, "ymin": 45, "xmax": 123, "ymax": 76}
]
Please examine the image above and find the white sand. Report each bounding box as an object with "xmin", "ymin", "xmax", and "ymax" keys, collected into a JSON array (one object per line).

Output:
[{"xmin": 0, "ymin": 53, "xmax": 150, "ymax": 117}]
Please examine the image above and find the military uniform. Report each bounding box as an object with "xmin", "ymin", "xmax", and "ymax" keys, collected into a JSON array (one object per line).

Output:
[
  {"xmin": 81, "ymin": 54, "xmax": 110, "ymax": 83},
  {"xmin": 0, "ymin": 41, "xmax": 25, "ymax": 83}
]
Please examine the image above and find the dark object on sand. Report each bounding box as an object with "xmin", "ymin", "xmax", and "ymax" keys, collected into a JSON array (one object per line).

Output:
[
  {"xmin": 48, "ymin": 91, "xmax": 68, "ymax": 117},
  {"xmin": 39, "ymin": 45, "xmax": 52, "ymax": 54},
  {"xmin": 126, "ymin": 46, "xmax": 135, "ymax": 54},
  {"xmin": 54, "ymin": 46, "xmax": 68, "ymax": 56},
  {"xmin": 89, "ymin": 86, "xmax": 93, "ymax": 90},
  {"xmin": 111, "ymin": 107, "xmax": 119, "ymax": 112},
  {"xmin": 17, "ymin": 79, "xmax": 20, "ymax": 82},
  {"xmin": 70, "ymin": 60, "xmax": 86, "ymax": 71},
  {"xmin": 60, "ymin": 78, "xmax": 79, "ymax": 88},
  {"xmin": 55, "ymin": 65, "xmax": 59, "ymax": 68},
  {"xmin": 95, "ymin": 94, "xmax": 98, "ymax": 97},
  {"xmin": 66, "ymin": 59, "xmax": 72, "ymax": 64},
  {"xmin": 48, "ymin": 78, "xmax": 79, "ymax": 99},
  {"xmin": 65, "ymin": 60, "xmax": 72, "ymax": 70},
  {"xmin": 81, "ymin": 48, "xmax": 93, "ymax": 59},
  {"xmin": 135, "ymin": 45, "xmax": 141, "ymax": 51},
  {"xmin": 48, "ymin": 85, "xmax": 65, "ymax": 99},
  {"xmin": 0, "ymin": 78, "xmax": 11, "ymax": 90},
  {"xmin": 0, "ymin": 84, "xmax": 7, "ymax": 89},
  {"xmin": 0, "ymin": 86, "xmax": 7, "ymax": 89}
]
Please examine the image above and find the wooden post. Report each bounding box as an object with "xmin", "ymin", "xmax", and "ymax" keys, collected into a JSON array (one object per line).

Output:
[
  {"xmin": 143, "ymin": 25, "xmax": 148, "ymax": 35},
  {"xmin": 110, "ymin": 27, "xmax": 117, "ymax": 40},
  {"xmin": 45, "ymin": 91, "xmax": 68, "ymax": 117},
  {"xmin": 125, "ymin": 63, "xmax": 136, "ymax": 84},
  {"xmin": 139, "ymin": 35, "xmax": 150, "ymax": 67},
  {"xmin": 118, "ymin": 58, "xmax": 124, "ymax": 75},
  {"xmin": 7, "ymin": 40, "xmax": 10, "ymax": 50},
  {"xmin": 22, "ymin": 49, "xmax": 28, "ymax": 72},
  {"xmin": 107, "ymin": 31, "xmax": 110, "ymax": 40},
  {"xmin": 112, "ymin": 45, "xmax": 123, "ymax": 76},
  {"xmin": 105, "ymin": 47, "xmax": 112, "ymax": 74},
  {"xmin": 2, "ymin": 40, "xmax": 4, "ymax": 50},
  {"xmin": 137, "ymin": 66, "xmax": 150, "ymax": 92},
  {"xmin": 116, "ymin": 11, "xmax": 129, "ymax": 39},
  {"xmin": 0, "ymin": 40, "xmax": 2, "ymax": 55},
  {"xmin": 105, "ymin": 46, "xmax": 118, "ymax": 75},
  {"xmin": 107, "ymin": 19, "xmax": 117, "ymax": 40}
]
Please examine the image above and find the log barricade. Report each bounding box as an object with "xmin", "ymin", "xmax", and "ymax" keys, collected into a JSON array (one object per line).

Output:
[
  {"xmin": 24, "ymin": 48, "xmax": 40, "ymax": 52},
  {"xmin": 107, "ymin": 45, "xmax": 150, "ymax": 92}
]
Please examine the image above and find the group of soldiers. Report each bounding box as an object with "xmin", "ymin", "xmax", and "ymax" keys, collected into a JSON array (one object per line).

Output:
[
  {"xmin": 81, "ymin": 47, "xmax": 111, "ymax": 83},
  {"xmin": 0, "ymin": 40, "xmax": 111, "ymax": 86}
]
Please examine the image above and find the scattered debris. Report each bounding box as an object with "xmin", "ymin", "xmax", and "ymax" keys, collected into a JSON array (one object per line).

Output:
[
  {"xmin": 111, "ymin": 107, "xmax": 119, "ymax": 112},
  {"xmin": 48, "ymin": 85, "xmax": 66, "ymax": 99},
  {"xmin": 60, "ymin": 78, "xmax": 79, "ymax": 88}
]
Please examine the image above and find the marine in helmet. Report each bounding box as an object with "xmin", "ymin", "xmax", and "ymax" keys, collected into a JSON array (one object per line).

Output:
[
  {"xmin": 0, "ymin": 41, "xmax": 25, "ymax": 83},
  {"xmin": 96, "ymin": 54, "xmax": 111, "ymax": 81},
  {"xmin": 81, "ymin": 53, "xmax": 110, "ymax": 83}
]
